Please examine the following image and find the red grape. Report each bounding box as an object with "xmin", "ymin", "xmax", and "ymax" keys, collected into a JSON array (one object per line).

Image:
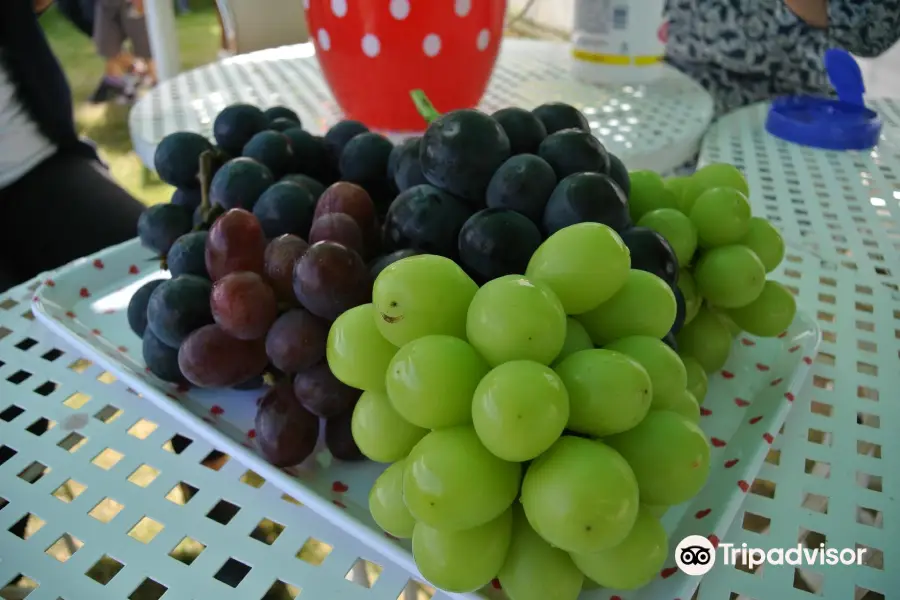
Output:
[
  {"xmin": 255, "ymin": 381, "xmax": 320, "ymax": 467},
  {"xmin": 308, "ymin": 213, "xmax": 365, "ymax": 255},
  {"xmin": 265, "ymin": 308, "xmax": 329, "ymax": 373},
  {"xmin": 292, "ymin": 241, "xmax": 372, "ymax": 321},
  {"xmin": 293, "ymin": 361, "xmax": 361, "ymax": 418},
  {"xmin": 210, "ymin": 271, "xmax": 278, "ymax": 340},
  {"xmin": 314, "ymin": 181, "xmax": 376, "ymax": 229},
  {"xmin": 264, "ymin": 234, "xmax": 309, "ymax": 304},
  {"xmin": 205, "ymin": 208, "xmax": 266, "ymax": 280},
  {"xmin": 325, "ymin": 408, "xmax": 365, "ymax": 461},
  {"xmin": 178, "ymin": 324, "xmax": 268, "ymax": 387},
  {"xmin": 314, "ymin": 181, "xmax": 379, "ymax": 254}
]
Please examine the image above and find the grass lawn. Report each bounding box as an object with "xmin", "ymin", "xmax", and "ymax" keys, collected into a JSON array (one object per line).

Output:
[{"xmin": 40, "ymin": 0, "xmax": 222, "ymax": 205}]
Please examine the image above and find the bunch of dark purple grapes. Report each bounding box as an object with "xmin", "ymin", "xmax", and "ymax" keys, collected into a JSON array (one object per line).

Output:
[{"xmin": 131, "ymin": 103, "xmax": 411, "ymax": 469}]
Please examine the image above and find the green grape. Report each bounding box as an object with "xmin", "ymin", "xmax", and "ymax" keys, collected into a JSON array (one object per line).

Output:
[
  {"xmin": 553, "ymin": 318, "xmax": 594, "ymax": 366},
  {"xmin": 664, "ymin": 176, "xmax": 689, "ymax": 213},
  {"xmin": 628, "ymin": 170, "xmax": 678, "ymax": 222},
  {"xmin": 656, "ymin": 390, "xmax": 700, "ymax": 424},
  {"xmin": 525, "ymin": 223, "xmax": 631, "ymax": 315},
  {"xmin": 689, "ymin": 187, "xmax": 751, "ymax": 247},
  {"xmin": 692, "ymin": 162, "xmax": 750, "ymax": 197},
  {"xmin": 605, "ymin": 411, "xmax": 710, "ymax": 506},
  {"xmin": 369, "ymin": 461, "xmax": 416, "ymax": 538},
  {"xmin": 603, "ymin": 336, "xmax": 686, "ymax": 410},
  {"xmin": 739, "ymin": 217, "xmax": 785, "ymax": 273},
  {"xmin": 467, "ymin": 275, "xmax": 567, "ymax": 367},
  {"xmin": 521, "ymin": 436, "xmax": 639, "ymax": 553},
  {"xmin": 682, "ymin": 356, "xmax": 709, "ymax": 404},
  {"xmin": 351, "ymin": 391, "xmax": 427, "ymax": 462},
  {"xmin": 497, "ymin": 505, "xmax": 583, "ymax": 600},
  {"xmin": 413, "ymin": 508, "xmax": 513, "ymax": 593},
  {"xmin": 554, "ymin": 349, "xmax": 651, "ymax": 437},
  {"xmin": 713, "ymin": 307, "xmax": 743, "ymax": 338},
  {"xmin": 403, "ymin": 426, "xmax": 521, "ymax": 532},
  {"xmin": 373, "ymin": 254, "xmax": 477, "ymax": 347},
  {"xmin": 725, "ymin": 280, "xmax": 796, "ymax": 337},
  {"xmin": 678, "ymin": 270, "xmax": 701, "ymax": 326},
  {"xmin": 386, "ymin": 335, "xmax": 489, "ymax": 429},
  {"xmin": 643, "ymin": 503, "xmax": 668, "ymax": 518},
  {"xmin": 582, "ymin": 578, "xmax": 602, "ymax": 590},
  {"xmin": 676, "ymin": 306, "xmax": 733, "ymax": 373},
  {"xmin": 637, "ymin": 208, "xmax": 698, "ymax": 267},
  {"xmin": 694, "ymin": 245, "xmax": 766, "ymax": 308},
  {"xmin": 472, "ymin": 361, "xmax": 569, "ymax": 462},
  {"xmin": 577, "ymin": 270, "xmax": 676, "ymax": 345},
  {"xmin": 327, "ymin": 304, "xmax": 397, "ymax": 392},
  {"xmin": 570, "ymin": 506, "xmax": 668, "ymax": 591}
]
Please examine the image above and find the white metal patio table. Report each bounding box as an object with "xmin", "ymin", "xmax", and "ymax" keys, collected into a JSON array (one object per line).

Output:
[{"xmin": 128, "ymin": 39, "xmax": 715, "ymax": 176}]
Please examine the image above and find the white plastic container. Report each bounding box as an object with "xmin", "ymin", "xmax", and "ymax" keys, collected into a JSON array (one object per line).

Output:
[{"xmin": 571, "ymin": 0, "xmax": 668, "ymax": 85}]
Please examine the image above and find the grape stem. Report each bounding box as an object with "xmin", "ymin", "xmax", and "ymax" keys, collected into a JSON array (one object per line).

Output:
[
  {"xmin": 199, "ymin": 149, "xmax": 214, "ymax": 222},
  {"xmin": 410, "ymin": 89, "xmax": 441, "ymax": 124}
]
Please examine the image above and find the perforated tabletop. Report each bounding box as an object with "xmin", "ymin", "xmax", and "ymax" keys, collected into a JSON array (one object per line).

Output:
[{"xmin": 128, "ymin": 39, "xmax": 715, "ymax": 175}]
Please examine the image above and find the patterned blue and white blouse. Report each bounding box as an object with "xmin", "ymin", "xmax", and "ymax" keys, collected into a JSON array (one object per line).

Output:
[{"xmin": 664, "ymin": 1, "xmax": 900, "ymax": 116}]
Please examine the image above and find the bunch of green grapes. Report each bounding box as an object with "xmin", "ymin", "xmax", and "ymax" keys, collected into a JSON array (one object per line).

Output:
[
  {"xmin": 629, "ymin": 163, "xmax": 797, "ymax": 377},
  {"xmin": 327, "ymin": 221, "xmax": 715, "ymax": 598}
]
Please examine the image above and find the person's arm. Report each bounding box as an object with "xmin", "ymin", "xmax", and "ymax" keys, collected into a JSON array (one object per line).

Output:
[{"xmin": 787, "ymin": 0, "xmax": 900, "ymax": 57}]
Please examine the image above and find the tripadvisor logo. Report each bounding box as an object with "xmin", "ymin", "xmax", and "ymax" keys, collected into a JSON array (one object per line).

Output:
[{"xmin": 675, "ymin": 535, "xmax": 868, "ymax": 576}]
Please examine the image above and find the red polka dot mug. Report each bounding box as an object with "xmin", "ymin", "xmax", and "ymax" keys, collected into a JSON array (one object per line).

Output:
[{"xmin": 306, "ymin": 0, "xmax": 507, "ymax": 131}]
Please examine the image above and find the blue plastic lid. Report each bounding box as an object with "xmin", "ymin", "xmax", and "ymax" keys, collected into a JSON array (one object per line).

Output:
[{"xmin": 765, "ymin": 49, "xmax": 882, "ymax": 150}]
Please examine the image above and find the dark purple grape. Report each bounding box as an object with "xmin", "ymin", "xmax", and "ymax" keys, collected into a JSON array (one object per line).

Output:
[
  {"xmin": 171, "ymin": 187, "xmax": 202, "ymax": 211},
  {"xmin": 146, "ymin": 275, "xmax": 213, "ymax": 348},
  {"xmin": 267, "ymin": 117, "xmax": 300, "ymax": 132},
  {"xmin": 213, "ymin": 103, "xmax": 269, "ymax": 156},
  {"xmin": 209, "ymin": 157, "xmax": 274, "ymax": 211},
  {"xmin": 491, "ymin": 107, "xmax": 548, "ymax": 155},
  {"xmin": 419, "ymin": 109, "xmax": 510, "ymax": 205},
  {"xmin": 252, "ymin": 181, "xmax": 316, "ymax": 240},
  {"xmin": 266, "ymin": 309, "xmax": 329, "ymax": 373},
  {"xmin": 538, "ymin": 128, "xmax": 611, "ymax": 180},
  {"xmin": 292, "ymin": 241, "xmax": 371, "ymax": 321},
  {"xmin": 325, "ymin": 409, "xmax": 365, "ymax": 461},
  {"xmin": 153, "ymin": 131, "xmax": 213, "ymax": 189},
  {"xmin": 368, "ymin": 249, "xmax": 421, "ymax": 279},
  {"xmin": 662, "ymin": 331, "xmax": 679, "ymax": 352},
  {"xmin": 281, "ymin": 173, "xmax": 326, "ymax": 200},
  {"xmin": 531, "ymin": 102, "xmax": 590, "ymax": 134},
  {"xmin": 542, "ymin": 172, "xmax": 631, "ymax": 235},
  {"xmin": 210, "ymin": 271, "xmax": 278, "ymax": 340},
  {"xmin": 168, "ymin": 231, "xmax": 209, "ymax": 279},
  {"xmin": 293, "ymin": 362, "xmax": 361, "ymax": 418},
  {"xmin": 670, "ymin": 284, "xmax": 686, "ymax": 334},
  {"xmin": 282, "ymin": 128, "xmax": 332, "ymax": 182},
  {"xmin": 324, "ymin": 120, "xmax": 369, "ymax": 159},
  {"xmin": 127, "ymin": 278, "xmax": 164, "ymax": 337},
  {"xmin": 138, "ymin": 204, "xmax": 192, "ymax": 255},
  {"xmin": 255, "ymin": 381, "xmax": 319, "ymax": 467},
  {"xmin": 178, "ymin": 324, "xmax": 268, "ymax": 388},
  {"xmin": 243, "ymin": 130, "xmax": 294, "ymax": 178},
  {"xmin": 393, "ymin": 138, "xmax": 430, "ymax": 192},
  {"xmin": 314, "ymin": 182, "xmax": 379, "ymax": 252},
  {"xmin": 486, "ymin": 154, "xmax": 556, "ymax": 225},
  {"xmin": 263, "ymin": 106, "xmax": 300, "ymax": 124},
  {"xmin": 143, "ymin": 328, "xmax": 187, "ymax": 384},
  {"xmin": 382, "ymin": 184, "xmax": 472, "ymax": 258},
  {"xmin": 458, "ymin": 208, "xmax": 543, "ymax": 284},
  {"xmin": 608, "ymin": 154, "xmax": 631, "ymax": 198},
  {"xmin": 263, "ymin": 234, "xmax": 309, "ymax": 304},
  {"xmin": 339, "ymin": 132, "xmax": 393, "ymax": 187},
  {"xmin": 619, "ymin": 227, "xmax": 679, "ymax": 287}
]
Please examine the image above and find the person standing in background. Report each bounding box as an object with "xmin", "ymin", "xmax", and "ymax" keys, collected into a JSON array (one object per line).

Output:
[
  {"xmin": 664, "ymin": 0, "xmax": 900, "ymax": 116},
  {"xmin": 90, "ymin": 0, "xmax": 156, "ymax": 103}
]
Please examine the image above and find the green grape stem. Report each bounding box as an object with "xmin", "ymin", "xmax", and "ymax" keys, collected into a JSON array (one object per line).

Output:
[
  {"xmin": 199, "ymin": 149, "xmax": 214, "ymax": 222},
  {"xmin": 410, "ymin": 89, "xmax": 441, "ymax": 124}
]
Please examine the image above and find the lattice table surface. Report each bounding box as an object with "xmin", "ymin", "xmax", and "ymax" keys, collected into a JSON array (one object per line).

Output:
[{"xmin": 128, "ymin": 39, "xmax": 714, "ymax": 175}]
